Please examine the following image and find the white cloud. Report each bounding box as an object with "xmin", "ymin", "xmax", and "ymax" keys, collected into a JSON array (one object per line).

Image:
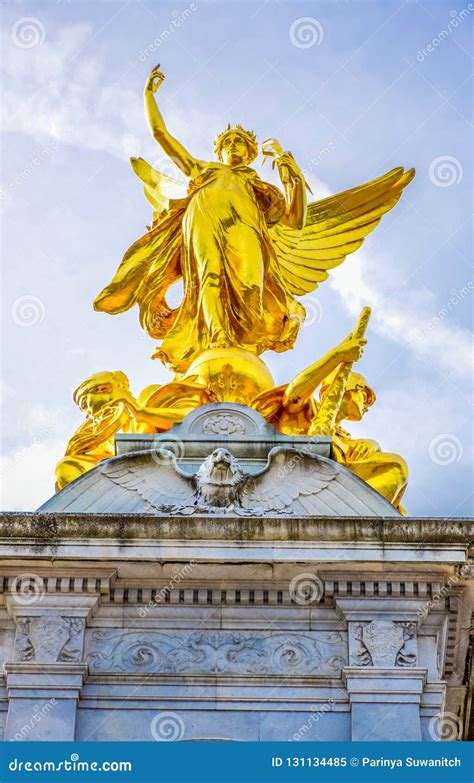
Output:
[
  {"xmin": 1, "ymin": 23, "xmax": 221, "ymax": 165},
  {"xmin": 2, "ymin": 23, "xmax": 144, "ymax": 160},
  {"xmin": 302, "ymin": 171, "xmax": 473, "ymax": 381},
  {"xmin": 330, "ymin": 253, "xmax": 473, "ymax": 380},
  {"xmin": 349, "ymin": 380, "xmax": 470, "ymax": 462},
  {"xmin": 0, "ymin": 439, "xmax": 64, "ymax": 511}
]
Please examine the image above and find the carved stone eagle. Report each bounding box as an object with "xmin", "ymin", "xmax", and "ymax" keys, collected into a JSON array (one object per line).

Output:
[{"xmin": 101, "ymin": 446, "xmax": 340, "ymax": 516}]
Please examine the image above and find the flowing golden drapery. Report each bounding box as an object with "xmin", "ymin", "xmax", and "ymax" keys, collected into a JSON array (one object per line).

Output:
[
  {"xmin": 94, "ymin": 163, "xmax": 414, "ymax": 375},
  {"xmin": 94, "ymin": 163, "xmax": 304, "ymax": 373}
]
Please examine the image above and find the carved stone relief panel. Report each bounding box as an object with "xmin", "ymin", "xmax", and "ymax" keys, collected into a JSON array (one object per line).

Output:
[
  {"xmin": 202, "ymin": 413, "xmax": 246, "ymax": 436},
  {"xmin": 86, "ymin": 629, "xmax": 347, "ymax": 676},
  {"xmin": 348, "ymin": 621, "xmax": 417, "ymax": 668},
  {"xmin": 14, "ymin": 617, "xmax": 85, "ymax": 663}
]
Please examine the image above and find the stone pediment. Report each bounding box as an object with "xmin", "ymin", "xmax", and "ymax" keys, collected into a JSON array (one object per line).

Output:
[
  {"xmin": 39, "ymin": 404, "xmax": 399, "ymax": 517},
  {"xmin": 114, "ymin": 402, "xmax": 332, "ymax": 470}
]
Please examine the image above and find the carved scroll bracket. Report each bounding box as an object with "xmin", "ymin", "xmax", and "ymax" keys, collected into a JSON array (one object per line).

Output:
[
  {"xmin": 348, "ymin": 620, "xmax": 417, "ymax": 668},
  {"xmin": 6, "ymin": 593, "xmax": 100, "ymax": 665},
  {"xmin": 334, "ymin": 598, "xmax": 424, "ymax": 670}
]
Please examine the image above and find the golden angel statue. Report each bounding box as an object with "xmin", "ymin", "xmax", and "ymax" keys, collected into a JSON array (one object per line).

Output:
[{"xmin": 93, "ymin": 66, "xmax": 414, "ymax": 375}]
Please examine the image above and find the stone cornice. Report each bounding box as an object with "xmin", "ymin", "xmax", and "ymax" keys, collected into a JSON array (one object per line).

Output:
[{"xmin": 0, "ymin": 513, "xmax": 473, "ymax": 545}]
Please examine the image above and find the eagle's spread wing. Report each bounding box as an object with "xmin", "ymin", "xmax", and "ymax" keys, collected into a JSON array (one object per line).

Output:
[
  {"xmin": 101, "ymin": 450, "xmax": 196, "ymax": 511},
  {"xmin": 269, "ymin": 167, "xmax": 415, "ymax": 296},
  {"xmin": 239, "ymin": 448, "xmax": 339, "ymax": 514}
]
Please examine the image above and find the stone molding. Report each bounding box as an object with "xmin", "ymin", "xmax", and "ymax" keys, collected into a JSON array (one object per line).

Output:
[
  {"xmin": 1, "ymin": 513, "xmax": 473, "ymax": 544},
  {"xmin": 342, "ymin": 667, "xmax": 428, "ymax": 703},
  {"xmin": 1, "ymin": 572, "xmax": 115, "ymax": 601},
  {"xmin": 0, "ymin": 574, "xmax": 460, "ymax": 610},
  {"xmin": 335, "ymin": 596, "xmax": 432, "ymax": 622},
  {"xmin": 4, "ymin": 662, "xmax": 88, "ymax": 695}
]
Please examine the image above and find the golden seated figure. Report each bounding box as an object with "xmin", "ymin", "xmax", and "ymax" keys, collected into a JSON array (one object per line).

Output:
[
  {"xmin": 317, "ymin": 371, "xmax": 408, "ymax": 513},
  {"xmin": 55, "ymin": 371, "xmax": 187, "ymax": 491}
]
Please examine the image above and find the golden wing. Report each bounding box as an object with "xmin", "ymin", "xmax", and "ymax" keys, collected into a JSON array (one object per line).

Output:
[
  {"xmin": 130, "ymin": 156, "xmax": 188, "ymax": 220},
  {"xmin": 269, "ymin": 167, "xmax": 415, "ymax": 296}
]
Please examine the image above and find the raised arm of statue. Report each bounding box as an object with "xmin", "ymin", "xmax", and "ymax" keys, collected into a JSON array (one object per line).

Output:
[
  {"xmin": 144, "ymin": 67, "xmax": 205, "ymax": 178},
  {"xmin": 282, "ymin": 336, "xmax": 366, "ymax": 413},
  {"xmin": 277, "ymin": 151, "xmax": 307, "ymax": 230},
  {"xmin": 309, "ymin": 307, "xmax": 371, "ymax": 436},
  {"xmin": 117, "ymin": 396, "xmax": 186, "ymax": 431},
  {"xmin": 262, "ymin": 139, "xmax": 307, "ymax": 229}
]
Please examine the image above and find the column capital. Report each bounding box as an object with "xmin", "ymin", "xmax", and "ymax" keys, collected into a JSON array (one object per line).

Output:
[
  {"xmin": 335, "ymin": 596, "xmax": 428, "ymax": 624},
  {"xmin": 4, "ymin": 662, "xmax": 88, "ymax": 697},
  {"xmin": 344, "ymin": 617, "xmax": 419, "ymax": 669},
  {"xmin": 6, "ymin": 594, "xmax": 99, "ymax": 667},
  {"xmin": 5, "ymin": 593, "xmax": 100, "ymax": 621},
  {"xmin": 342, "ymin": 667, "xmax": 427, "ymax": 704}
]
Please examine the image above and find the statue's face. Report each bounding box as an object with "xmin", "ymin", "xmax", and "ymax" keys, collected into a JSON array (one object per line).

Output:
[
  {"xmin": 220, "ymin": 133, "xmax": 250, "ymax": 166},
  {"xmin": 78, "ymin": 382, "xmax": 114, "ymax": 416},
  {"xmin": 210, "ymin": 448, "xmax": 233, "ymax": 468},
  {"xmin": 342, "ymin": 386, "xmax": 370, "ymax": 422}
]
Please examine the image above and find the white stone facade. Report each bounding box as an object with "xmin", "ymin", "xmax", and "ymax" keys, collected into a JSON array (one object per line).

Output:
[{"xmin": 1, "ymin": 514, "xmax": 472, "ymax": 742}]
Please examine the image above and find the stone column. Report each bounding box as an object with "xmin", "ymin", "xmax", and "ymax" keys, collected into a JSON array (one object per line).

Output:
[
  {"xmin": 343, "ymin": 666, "xmax": 427, "ymax": 741},
  {"xmin": 4, "ymin": 662, "xmax": 88, "ymax": 741},
  {"xmin": 336, "ymin": 598, "xmax": 441, "ymax": 742},
  {"xmin": 4, "ymin": 594, "xmax": 97, "ymax": 741}
]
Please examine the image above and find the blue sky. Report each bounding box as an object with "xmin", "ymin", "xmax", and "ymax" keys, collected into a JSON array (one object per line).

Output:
[{"xmin": 1, "ymin": 0, "xmax": 472, "ymax": 514}]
